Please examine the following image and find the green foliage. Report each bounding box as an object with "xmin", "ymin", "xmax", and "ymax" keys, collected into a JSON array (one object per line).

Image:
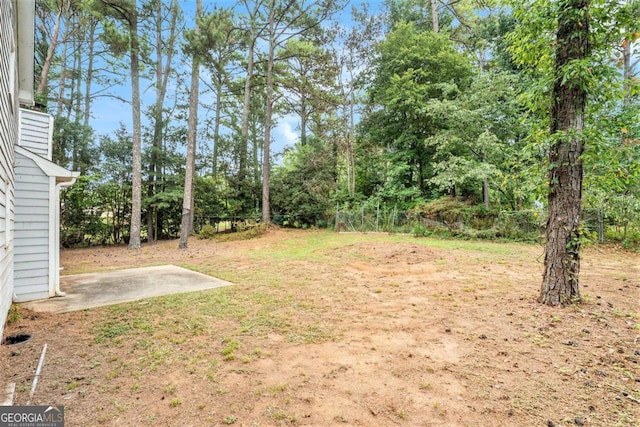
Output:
[
  {"xmin": 217, "ymin": 223, "xmax": 268, "ymax": 242},
  {"xmin": 607, "ymin": 226, "xmax": 640, "ymax": 251},
  {"xmin": 270, "ymin": 137, "xmax": 337, "ymax": 228},
  {"xmin": 505, "ymin": 0, "xmax": 640, "ymax": 247},
  {"xmin": 7, "ymin": 304, "xmax": 21, "ymax": 325},
  {"xmin": 582, "ymin": 99, "xmax": 640, "ymax": 244},
  {"xmin": 193, "ymin": 175, "xmax": 226, "ymax": 219},
  {"xmin": 184, "ymin": 7, "xmax": 239, "ymax": 61},
  {"xmin": 492, "ymin": 210, "xmax": 544, "ymax": 241},
  {"xmin": 198, "ymin": 222, "xmax": 268, "ymax": 241},
  {"xmin": 198, "ymin": 224, "xmax": 218, "ymax": 240},
  {"xmin": 338, "ymin": 198, "xmax": 543, "ymax": 242},
  {"xmin": 52, "ymin": 117, "xmax": 96, "ymax": 174},
  {"xmin": 429, "ymin": 71, "xmax": 527, "ymax": 205},
  {"xmin": 60, "ymin": 175, "xmax": 110, "ymax": 247},
  {"xmin": 38, "ymin": 0, "xmax": 640, "ymax": 253},
  {"xmin": 360, "ymin": 20, "xmax": 525, "ymax": 205},
  {"xmin": 411, "ymin": 197, "xmax": 497, "ymax": 230},
  {"xmin": 472, "ymin": 11, "xmax": 518, "ymax": 72},
  {"xmin": 91, "ymin": 321, "xmax": 131, "ymax": 344},
  {"xmin": 100, "ymin": 18, "xmax": 131, "ymax": 57},
  {"xmin": 100, "ymin": 124, "xmax": 133, "ymax": 183}
]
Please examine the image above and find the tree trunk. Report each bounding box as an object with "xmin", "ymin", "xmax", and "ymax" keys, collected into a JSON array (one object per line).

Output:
[
  {"xmin": 430, "ymin": 0, "xmax": 439, "ymax": 33},
  {"xmin": 622, "ymin": 23, "xmax": 632, "ymax": 104},
  {"xmin": 128, "ymin": 6, "xmax": 142, "ymax": 250},
  {"xmin": 83, "ymin": 23, "xmax": 96, "ymax": 129},
  {"xmin": 540, "ymin": 0, "xmax": 590, "ymax": 305},
  {"xmin": 347, "ymin": 90, "xmax": 356, "ymax": 196},
  {"xmin": 72, "ymin": 32, "xmax": 82, "ymax": 170},
  {"xmin": 37, "ymin": 7, "xmax": 63, "ymax": 97},
  {"xmin": 147, "ymin": 0, "xmax": 178, "ymax": 243},
  {"xmin": 212, "ymin": 76, "xmax": 222, "ymax": 179},
  {"xmin": 262, "ymin": 0, "xmax": 276, "ymax": 224},
  {"xmin": 483, "ymin": 178, "xmax": 489, "ymax": 210},
  {"xmin": 80, "ymin": 22, "xmax": 97, "ymax": 175},
  {"xmin": 239, "ymin": 34, "xmax": 255, "ymax": 207},
  {"xmin": 179, "ymin": 0, "xmax": 202, "ymax": 249},
  {"xmin": 300, "ymin": 99, "xmax": 307, "ymax": 145},
  {"xmin": 55, "ymin": 27, "xmax": 70, "ymax": 118}
]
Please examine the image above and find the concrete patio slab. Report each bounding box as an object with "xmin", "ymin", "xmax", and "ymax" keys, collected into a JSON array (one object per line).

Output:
[{"xmin": 20, "ymin": 265, "xmax": 233, "ymax": 313}]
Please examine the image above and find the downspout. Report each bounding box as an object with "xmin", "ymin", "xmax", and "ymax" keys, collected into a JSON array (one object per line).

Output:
[{"xmin": 54, "ymin": 178, "xmax": 76, "ymax": 296}]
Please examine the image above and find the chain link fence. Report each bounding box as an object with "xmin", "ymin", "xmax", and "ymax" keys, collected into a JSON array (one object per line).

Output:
[
  {"xmin": 334, "ymin": 205, "xmax": 615, "ymax": 243},
  {"xmin": 193, "ymin": 206, "xmax": 614, "ymax": 245}
]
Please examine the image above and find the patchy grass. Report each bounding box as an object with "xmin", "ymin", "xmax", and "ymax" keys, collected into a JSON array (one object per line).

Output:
[{"xmin": 2, "ymin": 229, "xmax": 638, "ymax": 426}]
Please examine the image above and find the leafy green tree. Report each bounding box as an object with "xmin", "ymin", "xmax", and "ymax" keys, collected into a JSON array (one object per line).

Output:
[
  {"xmin": 429, "ymin": 71, "xmax": 524, "ymax": 208},
  {"xmin": 187, "ymin": 7, "xmax": 242, "ymax": 180},
  {"xmin": 508, "ymin": 0, "xmax": 640, "ymax": 304},
  {"xmin": 235, "ymin": 0, "xmax": 266, "ymax": 217},
  {"xmin": 145, "ymin": 0, "xmax": 181, "ymax": 242},
  {"xmin": 98, "ymin": 0, "xmax": 145, "ymax": 249},
  {"xmin": 192, "ymin": 175, "xmax": 228, "ymax": 229},
  {"xmin": 260, "ymin": 0, "xmax": 344, "ymax": 224},
  {"xmin": 584, "ymin": 98, "xmax": 640, "ymax": 244},
  {"xmin": 280, "ymin": 38, "xmax": 339, "ymax": 146},
  {"xmin": 60, "ymin": 176, "xmax": 108, "ymax": 246},
  {"xmin": 52, "ymin": 116, "xmax": 96, "ymax": 172},
  {"xmin": 35, "ymin": 0, "xmax": 84, "ymax": 102},
  {"xmin": 35, "ymin": 0, "xmax": 100, "ymax": 175},
  {"xmin": 362, "ymin": 22, "xmax": 472, "ymax": 202},
  {"xmin": 270, "ymin": 136, "xmax": 337, "ymax": 227},
  {"xmin": 98, "ymin": 124, "xmax": 133, "ymax": 243},
  {"xmin": 333, "ymin": 4, "xmax": 383, "ymax": 198},
  {"xmin": 142, "ymin": 121, "xmax": 189, "ymax": 240}
]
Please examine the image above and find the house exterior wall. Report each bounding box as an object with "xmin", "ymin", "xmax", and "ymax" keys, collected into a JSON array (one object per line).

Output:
[
  {"xmin": 14, "ymin": 154, "xmax": 51, "ymax": 302},
  {"xmin": 18, "ymin": 109, "xmax": 53, "ymax": 158},
  {"xmin": 0, "ymin": 0, "xmax": 20, "ymax": 336}
]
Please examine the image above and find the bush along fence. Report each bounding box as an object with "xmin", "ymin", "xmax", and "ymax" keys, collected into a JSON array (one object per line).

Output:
[{"xmin": 334, "ymin": 205, "xmax": 622, "ymax": 245}]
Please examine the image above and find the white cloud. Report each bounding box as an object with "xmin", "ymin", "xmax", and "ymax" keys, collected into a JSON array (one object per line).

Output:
[{"xmin": 272, "ymin": 115, "xmax": 299, "ymax": 154}]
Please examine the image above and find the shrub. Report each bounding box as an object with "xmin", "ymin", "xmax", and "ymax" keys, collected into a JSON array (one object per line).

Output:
[{"xmin": 198, "ymin": 224, "xmax": 218, "ymax": 240}]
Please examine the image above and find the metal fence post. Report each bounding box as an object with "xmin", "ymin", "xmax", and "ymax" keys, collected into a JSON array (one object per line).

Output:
[{"xmin": 598, "ymin": 208, "xmax": 604, "ymax": 243}]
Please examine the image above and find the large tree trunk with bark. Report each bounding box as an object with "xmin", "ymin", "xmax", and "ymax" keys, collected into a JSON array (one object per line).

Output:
[
  {"xmin": 238, "ymin": 33, "xmax": 255, "ymax": 211},
  {"xmin": 147, "ymin": 0, "xmax": 178, "ymax": 243},
  {"xmin": 128, "ymin": 8, "xmax": 143, "ymax": 250},
  {"xmin": 212, "ymin": 79, "xmax": 222, "ymax": 179},
  {"xmin": 430, "ymin": 0, "xmax": 439, "ymax": 32},
  {"xmin": 540, "ymin": 0, "xmax": 590, "ymax": 305},
  {"xmin": 37, "ymin": 6, "xmax": 63, "ymax": 97},
  {"xmin": 83, "ymin": 23, "xmax": 96, "ymax": 129},
  {"xmin": 179, "ymin": 0, "xmax": 202, "ymax": 249},
  {"xmin": 262, "ymin": 0, "xmax": 276, "ymax": 224}
]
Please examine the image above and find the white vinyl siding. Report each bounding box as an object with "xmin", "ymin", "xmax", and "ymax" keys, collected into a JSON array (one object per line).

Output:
[
  {"xmin": 13, "ymin": 113, "xmax": 78, "ymax": 304},
  {"xmin": 18, "ymin": 109, "xmax": 52, "ymax": 157},
  {"xmin": 14, "ymin": 154, "xmax": 50, "ymax": 301},
  {"xmin": 0, "ymin": 0, "xmax": 19, "ymax": 335}
]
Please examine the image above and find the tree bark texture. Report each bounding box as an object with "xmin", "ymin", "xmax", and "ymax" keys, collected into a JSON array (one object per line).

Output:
[
  {"xmin": 37, "ymin": 6, "xmax": 63, "ymax": 97},
  {"xmin": 128, "ymin": 7, "xmax": 142, "ymax": 249},
  {"xmin": 55, "ymin": 26, "xmax": 70, "ymax": 118},
  {"xmin": 83, "ymin": 23, "xmax": 96, "ymax": 130},
  {"xmin": 540, "ymin": 0, "xmax": 590, "ymax": 305},
  {"xmin": 239, "ymin": 34, "xmax": 255, "ymax": 200},
  {"xmin": 179, "ymin": 0, "xmax": 202, "ymax": 249},
  {"xmin": 262, "ymin": 0, "xmax": 276, "ymax": 224},
  {"xmin": 148, "ymin": 0, "xmax": 178, "ymax": 242},
  {"xmin": 430, "ymin": 0, "xmax": 439, "ymax": 33}
]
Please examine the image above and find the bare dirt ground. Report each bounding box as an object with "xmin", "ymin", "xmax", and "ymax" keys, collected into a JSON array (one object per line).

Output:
[{"xmin": 2, "ymin": 229, "xmax": 639, "ymax": 426}]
